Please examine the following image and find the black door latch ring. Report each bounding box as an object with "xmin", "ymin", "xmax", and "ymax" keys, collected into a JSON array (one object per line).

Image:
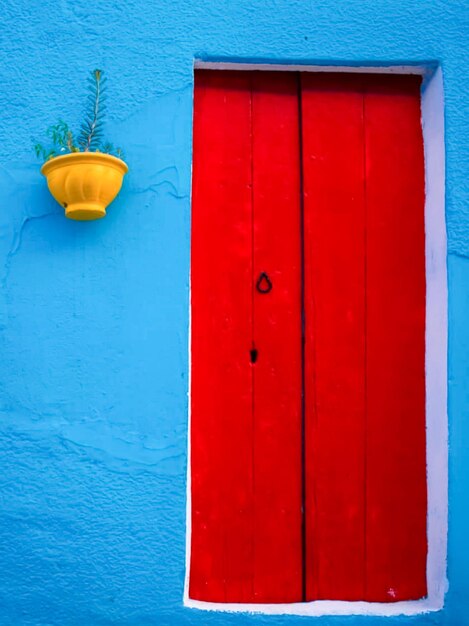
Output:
[{"xmin": 256, "ymin": 272, "xmax": 272, "ymax": 294}]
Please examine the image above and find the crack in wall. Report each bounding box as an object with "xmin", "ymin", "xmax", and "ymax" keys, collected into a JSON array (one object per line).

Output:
[{"xmin": 1, "ymin": 211, "xmax": 59, "ymax": 293}]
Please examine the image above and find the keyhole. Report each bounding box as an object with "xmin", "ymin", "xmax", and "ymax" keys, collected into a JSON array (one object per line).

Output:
[{"xmin": 250, "ymin": 348, "xmax": 258, "ymax": 364}]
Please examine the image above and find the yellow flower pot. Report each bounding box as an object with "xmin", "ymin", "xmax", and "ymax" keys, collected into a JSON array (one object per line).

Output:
[{"xmin": 41, "ymin": 152, "xmax": 128, "ymax": 221}]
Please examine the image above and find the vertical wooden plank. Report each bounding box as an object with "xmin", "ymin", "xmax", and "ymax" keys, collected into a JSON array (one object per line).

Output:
[
  {"xmin": 189, "ymin": 70, "xmax": 254, "ymax": 602},
  {"xmin": 364, "ymin": 74, "xmax": 427, "ymax": 601},
  {"xmin": 301, "ymin": 73, "xmax": 367, "ymax": 600},
  {"xmin": 251, "ymin": 72, "xmax": 303, "ymax": 602}
]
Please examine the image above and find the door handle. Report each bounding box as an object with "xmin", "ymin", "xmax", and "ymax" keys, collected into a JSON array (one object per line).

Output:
[{"xmin": 256, "ymin": 272, "xmax": 272, "ymax": 294}]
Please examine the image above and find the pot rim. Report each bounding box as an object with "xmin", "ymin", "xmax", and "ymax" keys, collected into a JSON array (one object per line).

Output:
[{"xmin": 41, "ymin": 151, "xmax": 128, "ymax": 176}]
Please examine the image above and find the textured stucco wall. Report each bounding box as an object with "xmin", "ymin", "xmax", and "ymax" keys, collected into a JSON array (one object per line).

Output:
[{"xmin": 0, "ymin": 1, "xmax": 467, "ymax": 624}]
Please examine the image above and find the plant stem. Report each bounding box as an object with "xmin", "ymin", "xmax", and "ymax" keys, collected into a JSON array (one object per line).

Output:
[{"xmin": 85, "ymin": 70, "xmax": 101, "ymax": 151}]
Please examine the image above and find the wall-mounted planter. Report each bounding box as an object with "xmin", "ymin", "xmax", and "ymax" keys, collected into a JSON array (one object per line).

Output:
[{"xmin": 41, "ymin": 152, "xmax": 128, "ymax": 221}]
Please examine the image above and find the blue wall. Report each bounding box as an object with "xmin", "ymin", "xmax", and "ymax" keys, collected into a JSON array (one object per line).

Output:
[{"xmin": 0, "ymin": 1, "xmax": 467, "ymax": 624}]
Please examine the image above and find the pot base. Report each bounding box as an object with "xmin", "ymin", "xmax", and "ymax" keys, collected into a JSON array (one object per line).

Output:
[{"xmin": 65, "ymin": 203, "xmax": 106, "ymax": 221}]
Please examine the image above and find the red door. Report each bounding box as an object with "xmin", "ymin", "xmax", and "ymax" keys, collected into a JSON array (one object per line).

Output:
[{"xmin": 190, "ymin": 70, "xmax": 427, "ymax": 604}]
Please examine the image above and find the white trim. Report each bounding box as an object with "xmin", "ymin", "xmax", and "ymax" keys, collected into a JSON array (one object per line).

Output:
[
  {"xmin": 183, "ymin": 150, "xmax": 194, "ymax": 613},
  {"xmin": 184, "ymin": 597, "xmax": 441, "ymax": 617},
  {"xmin": 421, "ymin": 66, "xmax": 448, "ymax": 609},
  {"xmin": 195, "ymin": 60, "xmax": 435, "ymax": 80},
  {"xmin": 184, "ymin": 63, "xmax": 447, "ymax": 617}
]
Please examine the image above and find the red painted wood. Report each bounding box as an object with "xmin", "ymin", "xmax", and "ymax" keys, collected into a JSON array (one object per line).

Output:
[
  {"xmin": 190, "ymin": 71, "xmax": 303, "ymax": 603},
  {"xmin": 251, "ymin": 72, "xmax": 303, "ymax": 602},
  {"xmin": 302, "ymin": 73, "xmax": 426, "ymax": 601},
  {"xmin": 301, "ymin": 73, "xmax": 367, "ymax": 600},
  {"xmin": 190, "ymin": 70, "xmax": 254, "ymax": 602},
  {"xmin": 364, "ymin": 74, "xmax": 427, "ymax": 601},
  {"xmin": 190, "ymin": 70, "xmax": 427, "ymax": 605}
]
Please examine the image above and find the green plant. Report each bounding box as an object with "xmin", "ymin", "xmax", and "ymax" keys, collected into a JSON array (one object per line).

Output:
[{"xmin": 33, "ymin": 69, "xmax": 124, "ymax": 162}]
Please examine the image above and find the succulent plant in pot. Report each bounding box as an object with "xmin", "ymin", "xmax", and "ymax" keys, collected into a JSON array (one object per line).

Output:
[{"xmin": 34, "ymin": 70, "xmax": 128, "ymax": 221}]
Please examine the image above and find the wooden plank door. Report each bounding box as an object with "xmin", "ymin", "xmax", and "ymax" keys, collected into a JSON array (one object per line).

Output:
[
  {"xmin": 190, "ymin": 69, "xmax": 427, "ymax": 605},
  {"xmin": 190, "ymin": 70, "xmax": 303, "ymax": 603},
  {"xmin": 301, "ymin": 73, "xmax": 427, "ymax": 602}
]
